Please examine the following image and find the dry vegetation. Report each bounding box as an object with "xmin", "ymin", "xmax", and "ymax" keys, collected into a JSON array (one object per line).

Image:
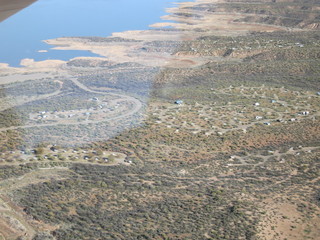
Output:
[{"xmin": 0, "ymin": 0, "xmax": 319, "ymax": 239}]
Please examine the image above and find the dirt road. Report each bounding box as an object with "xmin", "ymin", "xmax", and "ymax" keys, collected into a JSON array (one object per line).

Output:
[{"xmin": 0, "ymin": 77, "xmax": 143, "ymax": 132}]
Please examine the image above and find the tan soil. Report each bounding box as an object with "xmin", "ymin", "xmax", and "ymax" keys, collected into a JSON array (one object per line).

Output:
[{"xmin": 258, "ymin": 198, "xmax": 320, "ymax": 240}]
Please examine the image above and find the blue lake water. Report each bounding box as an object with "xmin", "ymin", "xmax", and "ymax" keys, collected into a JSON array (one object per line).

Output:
[{"xmin": 0, "ymin": 0, "xmax": 190, "ymax": 67}]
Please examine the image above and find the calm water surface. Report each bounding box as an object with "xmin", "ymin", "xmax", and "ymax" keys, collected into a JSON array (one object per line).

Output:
[{"xmin": 0, "ymin": 0, "xmax": 188, "ymax": 66}]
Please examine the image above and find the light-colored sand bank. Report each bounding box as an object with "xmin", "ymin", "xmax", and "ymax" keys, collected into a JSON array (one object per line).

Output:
[
  {"xmin": 42, "ymin": 0, "xmax": 288, "ymax": 69},
  {"xmin": 0, "ymin": 0, "xmax": 305, "ymax": 80}
]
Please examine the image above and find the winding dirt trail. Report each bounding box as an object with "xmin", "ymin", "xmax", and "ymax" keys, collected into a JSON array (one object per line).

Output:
[
  {"xmin": 0, "ymin": 77, "xmax": 143, "ymax": 132},
  {"xmin": 0, "ymin": 195, "xmax": 36, "ymax": 240},
  {"xmin": 0, "ymin": 80, "xmax": 63, "ymax": 112}
]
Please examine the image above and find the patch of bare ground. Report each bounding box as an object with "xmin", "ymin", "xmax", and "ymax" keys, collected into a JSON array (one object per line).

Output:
[
  {"xmin": 0, "ymin": 168, "xmax": 71, "ymax": 239},
  {"xmin": 0, "ymin": 0, "xmax": 319, "ymax": 239},
  {"xmin": 43, "ymin": 0, "xmax": 292, "ymax": 69},
  {"xmin": 0, "ymin": 195, "xmax": 36, "ymax": 240},
  {"xmin": 258, "ymin": 197, "xmax": 320, "ymax": 240}
]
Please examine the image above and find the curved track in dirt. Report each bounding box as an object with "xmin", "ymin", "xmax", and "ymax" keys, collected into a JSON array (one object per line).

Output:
[{"xmin": 0, "ymin": 77, "xmax": 143, "ymax": 132}]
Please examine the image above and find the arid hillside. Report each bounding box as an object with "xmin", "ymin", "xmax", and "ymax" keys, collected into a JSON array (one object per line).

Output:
[{"xmin": 0, "ymin": 0, "xmax": 319, "ymax": 239}]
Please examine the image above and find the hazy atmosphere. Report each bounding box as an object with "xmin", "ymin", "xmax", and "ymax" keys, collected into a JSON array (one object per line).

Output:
[{"xmin": 0, "ymin": 0, "xmax": 319, "ymax": 239}]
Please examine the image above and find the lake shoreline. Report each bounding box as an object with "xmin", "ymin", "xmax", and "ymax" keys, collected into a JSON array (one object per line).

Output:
[{"xmin": 0, "ymin": 0, "xmax": 195, "ymax": 67}]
